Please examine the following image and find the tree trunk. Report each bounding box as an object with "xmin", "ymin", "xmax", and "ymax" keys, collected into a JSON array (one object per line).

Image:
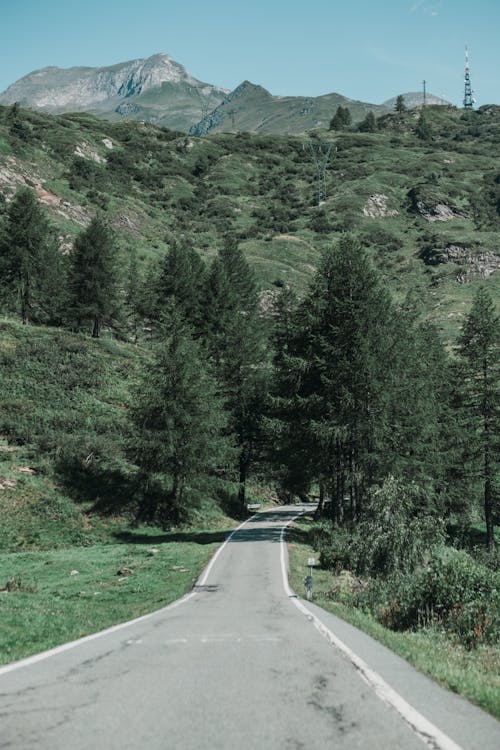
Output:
[
  {"xmin": 314, "ymin": 482, "xmax": 325, "ymax": 520},
  {"xmin": 21, "ymin": 274, "xmax": 30, "ymax": 325},
  {"xmin": 238, "ymin": 451, "xmax": 250, "ymax": 506},
  {"xmin": 92, "ymin": 316, "xmax": 100, "ymax": 338}
]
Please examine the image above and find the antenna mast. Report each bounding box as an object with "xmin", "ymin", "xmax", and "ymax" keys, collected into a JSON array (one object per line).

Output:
[
  {"xmin": 306, "ymin": 141, "xmax": 333, "ymax": 206},
  {"xmin": 463, "ymin": 46, "xmax": 474, "ymax": 109}
]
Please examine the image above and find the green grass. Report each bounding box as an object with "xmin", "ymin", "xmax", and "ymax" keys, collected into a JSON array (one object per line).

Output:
[
  {"xmin": 287, "ymin": 519, "xmax": 500, "ymax": 719},
  {"xmin": 0, "ymin": 528, "xmax": 230, "ymax": 665}
]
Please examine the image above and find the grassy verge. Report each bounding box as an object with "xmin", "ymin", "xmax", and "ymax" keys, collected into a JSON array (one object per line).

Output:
[
  {"xmin": 0, "ymin": 524, "xmax": 232, "ymax": 666},
  {"xmin": 287, "ymin": 519, "xmax": 500, "ymax": 720}
]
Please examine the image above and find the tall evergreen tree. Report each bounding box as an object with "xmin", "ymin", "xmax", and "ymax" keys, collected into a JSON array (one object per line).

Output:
[
  {"xmin": 155, "ymin": 240, "xmax": 205, "ymax": 328},
  {"xmin": 457, "ymin": 287, "xmax": 499, "ymax": 551},
  {"xmin": 329, "ymin": 106, "xmax": 352, "ymax": 131},
  {"xmin": 201, "ymin": 237, "xmax": 267, "ymax": 505},
  {"xmin": 0, "ymin": 188, "xmax": 63, "ymax": 324},
  {"xmin": 130, "ymin": 307, "xmax": 232, "ymax": 524},
  {"xmin": 395, "ymin": 95, "xmax": 407, "ymax": 114},
  {"xmin": 272, "ymin": 235, "xmax": 437, "ymax": 522},
  {"xmin": 68, "ymin": 216, "xmax": 119, "ymax": 338}
]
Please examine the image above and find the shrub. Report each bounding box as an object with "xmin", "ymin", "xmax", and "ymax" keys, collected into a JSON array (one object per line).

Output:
[
  {"xmin": 358, "ymin": 550, "xmax": 500, "ymax": 648},
  {"xmin": 319, "ymin": 478, "xmax": 444, "ymax": 577}
]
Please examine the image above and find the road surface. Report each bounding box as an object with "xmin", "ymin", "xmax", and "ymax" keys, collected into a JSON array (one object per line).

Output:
[{"xmin": 0, "ymin": 507, "xmax": 498, "ymax": 749}]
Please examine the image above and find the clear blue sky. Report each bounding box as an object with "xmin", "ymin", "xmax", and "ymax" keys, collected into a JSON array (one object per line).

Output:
[{"xmin": 2, "ymin": 0, "xmax": 498, "ymax": 105}]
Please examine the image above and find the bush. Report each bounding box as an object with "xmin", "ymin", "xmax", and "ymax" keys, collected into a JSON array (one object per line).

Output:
[
  {"xmin": 358, "ymin": 550, "xmax": 500, "ymax": 648},
  {"xmin": 319, "ymin": 478, "xmax": 444, "ymax": 577}
]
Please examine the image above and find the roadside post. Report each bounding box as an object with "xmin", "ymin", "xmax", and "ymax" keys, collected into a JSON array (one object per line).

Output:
[{"xmin": 304, "ymin": 557, "xmax": 316, "ymax": 600}]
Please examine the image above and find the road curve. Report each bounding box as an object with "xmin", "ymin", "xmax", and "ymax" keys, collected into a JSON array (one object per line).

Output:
[{"xmin": 0, "ymin": 507, "xmax": 498, "ymax": 749}]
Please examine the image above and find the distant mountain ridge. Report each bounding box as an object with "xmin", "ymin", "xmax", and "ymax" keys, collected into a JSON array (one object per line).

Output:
[
  {"xmin": 0, "ymin": 54, "xmax": 228, "ymax": 132},
  {"xmin": 0, "ymin": 54, "xmax": 451, "ymax": 134}
]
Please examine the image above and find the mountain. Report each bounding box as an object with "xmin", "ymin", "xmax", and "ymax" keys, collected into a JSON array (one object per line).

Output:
[
  {"xmin": 189, "ymin": 80, "xmax": 391, "ymax": 135},
  {"xmin": 383, "ymin": 92, "xmax": 451, "ymax": 110},
  {"xmin": 0, "ymin": 53, "xmax": 228, "ymax": 132},
  {"xmin": 1, "ymin": 55, "xmax": 452, "ymax": 135}
]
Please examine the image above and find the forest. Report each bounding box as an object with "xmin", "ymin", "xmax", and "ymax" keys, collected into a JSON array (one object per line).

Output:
[{"xmin": 0, "ymin": 103, "xmax": 498, "ymax": 700}]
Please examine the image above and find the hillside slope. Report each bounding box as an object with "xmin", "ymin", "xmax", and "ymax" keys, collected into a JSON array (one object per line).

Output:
[{"xmin": 0, "ymin": 103, "xmax": 498, "ymax": 339}]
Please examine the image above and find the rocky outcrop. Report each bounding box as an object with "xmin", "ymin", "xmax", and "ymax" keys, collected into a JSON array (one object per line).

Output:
[
  {"xmin": 362, "ymin": 194, "xmax": 399, "ymax": 218},
  {"xmin": 421, "ymin": 243, "xmax": 500, "ymax": 281},
  {"xmin": 416, "ymin": 202, "xmax": 469, "ymax": 222}
]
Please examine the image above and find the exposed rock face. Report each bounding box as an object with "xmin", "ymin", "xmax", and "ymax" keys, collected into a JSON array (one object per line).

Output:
[
  {"xmin": 362, "ymin": 194, "xmax": 399, "ymax": 218},
  {"xmin": 0, "ymin": 54, "xmax": 199, "ymax": 110},
  {"xmin": 421, "ymin": 243, "xmax": 500, "ymax": 281},
  {"xmin": 416, "ymin": 202, "xmax": 469, "ymax": 222},
  {"xmin": 0, "ymin": 54, "xmax": 228, "ymax": 133}
]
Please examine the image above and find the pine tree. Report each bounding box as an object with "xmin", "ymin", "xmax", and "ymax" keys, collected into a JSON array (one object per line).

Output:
[
  {"xmin": 329, "ymin": 106, "xmax": 352, "ymax": 131},
  {"xmin": 130, "ymin": 306, "xmax": 232, "ymax": 524},
  {"xmin": 201, "ymin": 238, "xmax": 267, "ymax": 505},
  {"xmin": 0, "ymin": 187, "xmax": 61, "ymax": 324},
  {"xmin": 155, "ymin": 240, "xmax": 205, "ymax": 328},
  {"xmin": 395, "ymin": 95, "xmax": 407, "ymax": 114},
  {"xmin": 273, "ymin": 235, "xmax": 405, "ymax": 521},
  {"xmin": 358, "ymin": 111, "xmax": 377, "ymax": 133},
  {"xmin": 68, "ymin": 216, "xmax": 119, "ymax": 338},
  {"xmin": 415, "ymin": 112, "xmax": 432, "ymax": 141},
  {"xmin": 458, "ymin": 287, "xmax": 499, "ymax": 551}
]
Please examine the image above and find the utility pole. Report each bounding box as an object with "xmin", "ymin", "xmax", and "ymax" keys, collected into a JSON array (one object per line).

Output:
[
  {"xmin": 306, "ymin": 141, "xmax": 333, "ymax": 206},
  {"xmin": 422, "ymin": 80, "xmax": 427, "ymax": 108},
  {"xmin": 463, "ymin": 46, "xmax": 474, "ymax": 109},
  {"xmin": 227, "ymin": 108, "xmax": 236, "ymax": 129}
]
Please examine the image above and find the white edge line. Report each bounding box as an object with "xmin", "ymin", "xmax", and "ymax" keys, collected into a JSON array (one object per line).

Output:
[
  {"xmin": 0, "ymin": 512, "xmax": 260, "ymax": 678},
  {"xmin": 280, "ymin": 514, "xmax": 465, "ymax": 750}
]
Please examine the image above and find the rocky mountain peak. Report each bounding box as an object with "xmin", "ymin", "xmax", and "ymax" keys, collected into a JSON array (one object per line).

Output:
[{"xmin": 0, "ymin": 54, "xmax": 200, "ymax": 111}]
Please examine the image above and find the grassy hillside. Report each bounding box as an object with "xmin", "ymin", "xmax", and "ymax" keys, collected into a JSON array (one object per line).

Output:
[{"xmin": 1, "ymin": 103, "xmax": 498, "ymax": 341}]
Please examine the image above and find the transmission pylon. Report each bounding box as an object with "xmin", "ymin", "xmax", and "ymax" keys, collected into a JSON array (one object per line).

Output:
[
  {"xmin": 306, "ymin": 141, "xmax": 333, "ymax": 206},
  {"xmin": 463, "ymin": 46, "xmax": 474, "ymax": 109}
]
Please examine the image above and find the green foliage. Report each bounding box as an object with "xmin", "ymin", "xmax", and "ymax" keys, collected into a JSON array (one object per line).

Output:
[
  {"xmin": 318, "ymin": 477, "xmax": 444, "ymax": 576},
  {"xmin": 357, "ymin": 111, "xmax": 377, "ymax": 133},
  {"xmin": 329, "ymin": 106, "xmax": 352, "ymax": 131},
  {"xmin": 68, "ymin": 216, "xmax": 120, "ymax": 337},
  {"xmin": 359, "ymin": 550, "xmax": 500, "ymax": 649},
  {"xmin": 0, "ymin": 188, "xmax": 65, "ymax": 324},
  {"xmin": 394, "ymin": 95, "xmax": 407, "ymax": 114},
  {"xmin": 457, "ymin": 287, "xmax": 500, "ymax": 550},
  {"xmin": 130, "ymin": 307, "xmax": 233, "ymax": 525}
]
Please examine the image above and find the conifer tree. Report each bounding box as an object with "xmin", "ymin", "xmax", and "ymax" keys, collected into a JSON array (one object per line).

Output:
[
  {"xmin": 68, "ymin": 216, "xmax": 119, "ymax": 338},
  {"xmin": 458, "ymin": 287, "xmax": 499, "ymax": 551},
  {"xmin": 273, "ymin": 235, "xmax": 403, "ymax": 521},
  {"xmin": 329, "ymin": 106, "xmax": 352, "ymax": 131},
  {"xmin": 155, "ymin": 240, "xmax": 205, "ymax": 328},
  {"xmin": 0, "ymin": 187, "xmax": 62, "ymax": 324},
  {"xmin": 395, "ymin": 94, "xmax": 407, "ymax": 114},
  {"xmin": 130, "ymin": 306, "xmax": 232, "ymax": 524},
  {"xmin": 358, "ymin": 111, "xmax": 377, "ymax": 133},
  {"xmin": 201, "ymin": 237, "xmax": 267, "ymax": 505}
]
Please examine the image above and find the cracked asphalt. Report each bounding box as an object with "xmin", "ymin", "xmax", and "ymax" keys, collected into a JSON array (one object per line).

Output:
[{"xmin": 0, "ymin": 508, "xmax": 498, "ymax": 749}]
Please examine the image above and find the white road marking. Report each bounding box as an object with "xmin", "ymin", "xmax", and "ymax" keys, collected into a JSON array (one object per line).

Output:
[
  {"xmin": 0, "ymin": 592, "xmax": 196, "ymax": 677},
  {"xmin": 196, "ymin": 513, "xmax": 259, "ymax": 586},
  {"xmin": 0, "ymin": 513, "xmax": 259, "ymax": 677},
  {"xmin": 280, "ymin": 516, "xmax": 465, "ymax": 750}
]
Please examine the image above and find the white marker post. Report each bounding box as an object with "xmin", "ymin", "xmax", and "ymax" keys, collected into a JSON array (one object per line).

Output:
[{"xmin": 304, "ymin": 557, "xmax": 315, "ymax": 600}]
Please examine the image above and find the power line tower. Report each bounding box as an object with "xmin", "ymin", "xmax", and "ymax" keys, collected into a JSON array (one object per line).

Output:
[
  {"xmin": 306, "ymin": 141, "xmax": 333, "ymax": 206},
  {"xmin": 463, "ymin": 46, "xmax": 474, "ymax": 109}
]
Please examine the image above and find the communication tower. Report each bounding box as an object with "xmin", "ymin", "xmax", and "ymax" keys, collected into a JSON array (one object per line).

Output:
[
  {"xmin": 463, "ymin": 46, "xmax": 474, "ymax": 109},
  {"xmin": 306, "ymin": 141, "xmax": 333, "ymax": 206}
]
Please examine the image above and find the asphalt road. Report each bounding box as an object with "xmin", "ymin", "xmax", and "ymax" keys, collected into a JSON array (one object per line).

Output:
[{"xmin": 0, "ymin": 507, "xmax": 498, "ymax": 749}]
